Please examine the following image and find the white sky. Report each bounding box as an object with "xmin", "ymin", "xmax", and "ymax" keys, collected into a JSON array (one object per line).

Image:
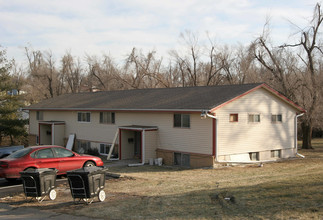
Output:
[{"xmin": 0, "ymin": 0, "xmax": 320, "ymax": 65}]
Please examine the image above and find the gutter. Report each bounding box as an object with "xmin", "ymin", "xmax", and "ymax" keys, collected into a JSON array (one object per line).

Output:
[{"xmin": 295, "ymin": 113, "xmax": 305, "ymax": 158}]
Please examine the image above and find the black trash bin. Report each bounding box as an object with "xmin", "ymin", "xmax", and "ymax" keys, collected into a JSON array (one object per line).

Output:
[
  {"xmin": 20, "ymin": 168, "xmax": 57, "ymax": 202},
  {"xmin": 67, "ymin": 166, "xmax": 106, "ymax": 204}
]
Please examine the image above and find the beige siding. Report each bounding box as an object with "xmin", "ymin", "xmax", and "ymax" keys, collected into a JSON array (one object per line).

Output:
[
  {"xmin": 117, "ymin": 112, "xmax": 213, "ymax": 155},
  {"xmin": 144, "ymin": 130, "xmax": 158, "ymax": 162},
  {"xmin": 29, "ymin": 111, "xmax": 38, "ymax": 135},
  {"xmin": 53, "ymin": 124, "xmax": 65, "ymax": 146},
  {"xmin": 215, "ymin": 88, "xmax": 296, "ymax": 157},
  {"xmin": 28, "ymin": 111, "xmax": 213, "ymax": 155}
]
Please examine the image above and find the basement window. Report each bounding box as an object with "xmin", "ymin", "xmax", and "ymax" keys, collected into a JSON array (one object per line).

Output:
[
  {"xmin": 174, "ymin": 152, "xmax": 190, "ymax": 167},
  {"xmin": 249, "ymin": 152, "xmax": 259, "ymax": 161},
  {"xmin": 229, "ymin": 114, "xmax": 238, "ymax": 122},
  {"xmin": 76, "ymin": 140, "xmax": 91, "ymax": 154},
  {"xmin": 100, "ymin": 143, "xmax": 112, "ymax": 155},
  {"xmin": 174, "ymin": 114, "xmax": 190, "ymax": 128},
  {"xmin": 271, "ymin": 150, "xmax": 281, "ymax": 158}
]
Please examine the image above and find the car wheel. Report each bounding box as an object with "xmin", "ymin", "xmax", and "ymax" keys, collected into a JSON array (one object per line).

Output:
[{"xmin": 84, "ymin": 161, "xmax": 95, "ymax": 167}]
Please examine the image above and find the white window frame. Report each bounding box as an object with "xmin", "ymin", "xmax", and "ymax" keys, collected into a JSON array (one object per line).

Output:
[
  {"xmin": 100, "ymin": 112, "xmax": 115, "ymax": 124},
  {"xmin": 77, "ymin": 112, "xmax": 91, "ymax": 123},
  {"xmin": 36, "ymin": 111, "xmax": 43, "ymax": 120},
  {"xmin": 271, "ymin": 114, "xmax": 283, "ymax": 123},
  {"xmin": 271, "ymin": 150, "xmax": 281, "ymax": 158},
  {"xmin": 99, "ymin": 143, "xmax": 112, "ymax": 155},
  {"xmin": 174, "ymin": 114, "xmax": 190, "ymax": 128},
  {"xmin": 249, "ymin": 152, "xmax": 259, "ymax": 161},
  {"xmin": 248, "ymin": 113, "xmax": 261, "ymax": 123}
]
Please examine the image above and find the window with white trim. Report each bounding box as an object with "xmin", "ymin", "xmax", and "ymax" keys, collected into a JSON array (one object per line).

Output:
[
  {"xmin": 248, "ymin": 114, "xmax": 260, "ymax": 123},
  {"xmin": 77, "ymin": 112, "xmax": 91, "ymax": 122},
  {"xmin": 249, "ymin": 152, "xmax": 259, "ymax": 161},
  {"xmin": 100, "ymin": 112, "xmax": 115, "ymax": 124},
  {"xmin": 174, "ymin": 114, "xmax": 190, "ymax": 128},
  {"xmin": 36, "ymin": 111, "xmax": 43, "ymax": 120},
  {"xmin": 272, "ymin": 114, "xmax": 282, "ymax": 123},
  {"xmin": 99, "ymin": 143, "xmax": 112, "ymax": 155},
  {"xmin": 271, "ymin": 150, "xmax": 281, "ymax": 158}
]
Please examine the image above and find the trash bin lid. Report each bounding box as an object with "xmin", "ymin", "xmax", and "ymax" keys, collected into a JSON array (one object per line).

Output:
[
  {"xmin": 20, "ymin": 168, "xmax": 57, "ymax": 174},
  {"xmin": 67, "ymin": 166, "xmax": 104, "ymax": 174}
]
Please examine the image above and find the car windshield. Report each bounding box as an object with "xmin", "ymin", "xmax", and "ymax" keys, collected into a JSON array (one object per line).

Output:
[{"xmin": 6, "ymin": 148, "xmax": 32, "ymax": 158}]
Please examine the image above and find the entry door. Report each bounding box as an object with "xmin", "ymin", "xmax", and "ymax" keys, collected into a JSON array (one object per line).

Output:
[{"xmin": 134, "ymin": 131, "xmax": 142, "ymax": 158}]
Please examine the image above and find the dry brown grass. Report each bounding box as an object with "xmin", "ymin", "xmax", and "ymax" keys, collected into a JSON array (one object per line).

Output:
[{"xmin": 1, "ymin": 139, "xmax": 323, "ymax": 219}]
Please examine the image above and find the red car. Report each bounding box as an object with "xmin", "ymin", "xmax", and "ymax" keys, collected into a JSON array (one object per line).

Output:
[{"xmin": 0, "ymin": 145, "xmax": 104, "ymax": 181}]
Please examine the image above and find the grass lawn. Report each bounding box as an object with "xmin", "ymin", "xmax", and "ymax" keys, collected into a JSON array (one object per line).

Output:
[{"xmin": 2, "ymin": 139, "xmax": 323, "ymax": 219}]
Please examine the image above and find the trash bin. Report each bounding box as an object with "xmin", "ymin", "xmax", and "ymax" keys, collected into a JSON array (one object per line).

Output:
[
  {"xmin": 20, "ymin": 168, "xmax": 57, "ymax": 202},
  {"xmin": 67, "ymin": 166, "xmax": 106, "ymax": 204}
]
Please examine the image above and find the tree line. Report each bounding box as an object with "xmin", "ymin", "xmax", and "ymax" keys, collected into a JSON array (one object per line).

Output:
[{"xmin": 1, "ymin": 3, "xmax": 322, "ymax": 148}]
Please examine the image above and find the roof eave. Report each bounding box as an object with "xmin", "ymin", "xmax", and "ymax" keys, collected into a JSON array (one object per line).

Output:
[{"xmin": 22, "ymin": 107, "xmax": 204, "ymax": 113}]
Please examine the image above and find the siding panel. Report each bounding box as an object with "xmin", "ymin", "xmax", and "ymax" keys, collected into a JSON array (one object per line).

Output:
[{"xmin": 215, "ymin": 88, "xmax": 296, "ymax": 156}]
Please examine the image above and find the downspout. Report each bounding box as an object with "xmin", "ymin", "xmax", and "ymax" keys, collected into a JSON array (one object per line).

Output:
[
  {"xmin": 204, "ymin": 113, "xmax": 218, "ymax": 161},
  {"xmin": 295, "ymin": 113, "xmax": 305, "ymax": 158},
  {"xmin": 128, "ymin": 130, "xmax": 145, "ymax": 167}
]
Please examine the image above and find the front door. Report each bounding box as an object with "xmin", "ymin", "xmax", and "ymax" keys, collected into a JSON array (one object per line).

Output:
[{"xmin": 134, "ymin": 131, "xmax": 141, "ymax": 159}]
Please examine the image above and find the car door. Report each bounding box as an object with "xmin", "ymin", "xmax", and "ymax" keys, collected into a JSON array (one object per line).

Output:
[
  {"xmin": 33, "ymin": 148, "xmax": 59, "ymax": 170},
  {"xmin": 52, "ymin": 147, "xmax": 82, "ymax": 173}
]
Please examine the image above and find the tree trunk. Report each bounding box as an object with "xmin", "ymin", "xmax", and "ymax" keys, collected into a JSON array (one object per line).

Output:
[{"xmin": 301, "ymin": 121, "xmax": 313, "ymax": 149}]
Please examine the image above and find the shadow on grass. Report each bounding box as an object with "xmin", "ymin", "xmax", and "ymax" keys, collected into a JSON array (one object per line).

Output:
[{"xmin": 14, "ymin": 173, "xmax": 322, "ymax": 220}]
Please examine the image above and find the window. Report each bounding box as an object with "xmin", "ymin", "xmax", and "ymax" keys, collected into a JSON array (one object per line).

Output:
[
  {"xmin": 248, "ymin": 114, "xmax": 260, "ymax": 123},
  {"xmin": 229, "ymin": 114, "xmax": 238, "ymax": 122},
  {"xmin": 100, "ymin": 112, "xmax": 115, "ymax": 124},
  {"xmin": 52, "ymin": 147, "xmax": 74, "ymax": 157},
  {"xmin": 77, "ymin": 112, "xmax": 91, "ymax": 122},
  {"xmin": 99, "ymin": 143, "xmax": 112, "ymax": 155},
  {"xmin": 249, "ymin": 152, "xmax": 259, "ymax": 161},
  {"xmin": 36, "ymin": 111, "xmax": 43, "ymax": 120},
  {"xmin": 174, "ymin": 114, "xmax": 190, "ymax": 128},
  {"xmin": 271, "ymin": 150, "xmax": 281, "ymax": 158},
  {"xmin": 272, "ymin": 114, "xmax": 282, "ymax": 123},
  {"xmin": 174, "ymin": 152, "xmax": 190, "ymax": 167},
  {"xmin": 33, "ymin": 148, "xmax": 54, "ymax": 159},
  {"xmin": 76, "ymin": 140, "xmax": 91, "ymax": 154}
]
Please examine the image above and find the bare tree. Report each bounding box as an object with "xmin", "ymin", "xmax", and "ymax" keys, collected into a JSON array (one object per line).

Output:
[
  {"xmin": 85, "ymin": 54, "xmax": 122, "ymax": 91},
  {"xmin": 25, "ymin": 48, "xmax": 60, "ymax": 100},
  {"xmin": 61, "ymin": 52, "xmax": 83, "ymax": 93},
  {"xmin": 253, "ymin": 3, "xmax": 323, "ymax": 148},
  {"xmin": 122, "ymin": 48, "xmax": 163, "ymax": 89}
]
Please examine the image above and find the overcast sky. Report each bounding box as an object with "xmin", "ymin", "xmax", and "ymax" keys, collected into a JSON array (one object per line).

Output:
[{"xmin": 0, "ymin": 0, "xmax": 320, "ymax": 65}]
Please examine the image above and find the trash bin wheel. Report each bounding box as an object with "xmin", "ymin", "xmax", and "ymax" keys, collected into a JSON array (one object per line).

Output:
[
  {"xmin": 98, "ymin": 190, "xmax": 106, "ymax": 202},
  {"xmin": 49, "ymin": 189, "xmax": 57, "ymax": 200}
]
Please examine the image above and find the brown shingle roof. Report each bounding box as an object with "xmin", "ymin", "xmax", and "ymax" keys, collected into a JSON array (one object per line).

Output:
[{"xmin": 24, "ymin": 83, "xmax": 273, "ymax": 112}]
